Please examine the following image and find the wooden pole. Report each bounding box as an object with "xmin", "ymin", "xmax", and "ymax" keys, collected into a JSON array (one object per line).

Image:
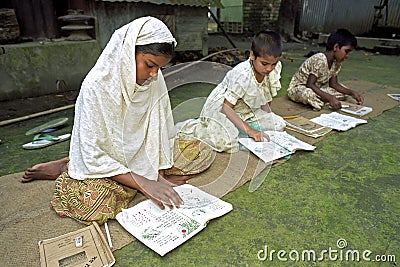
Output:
[
  {"xmin": 208, "ymin": 7, "xmax": 237, "ymax": 49},
  {"xmin": 0, "ymin": 104, "xmax": 75, "ymax": 127}
]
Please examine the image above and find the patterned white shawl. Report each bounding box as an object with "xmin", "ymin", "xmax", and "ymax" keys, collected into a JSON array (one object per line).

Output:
[{"xmin": 68, "ymin": 16, "xmax": 176, "ymax": 181}]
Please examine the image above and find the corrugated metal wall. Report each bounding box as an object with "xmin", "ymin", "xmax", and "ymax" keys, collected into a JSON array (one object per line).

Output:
[
  {"xmin": 299, "ymin": 0, "xmax": 400, "ymax": 35},
  {"xmin": 387, "ymin": 0, "xmax": 400, "ymax": 26},
  {"xmin": 97, "ymin": 0, "xmax": 223, "ymax": 8},
  {"xmin": 300, "ymin": 0, "xmax": 328, "ymax": 33}
]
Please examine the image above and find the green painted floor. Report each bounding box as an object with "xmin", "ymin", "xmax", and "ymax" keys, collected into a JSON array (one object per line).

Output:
[
  {"xmin": 117, "ymin": 110, "xmax": 400, "ymax": 267},
  {"xmin": 0, "ymin": 45, "xmax": 399, "ymax": 266}
]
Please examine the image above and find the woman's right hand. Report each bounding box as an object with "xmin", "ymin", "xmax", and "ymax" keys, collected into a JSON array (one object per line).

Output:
[
  {"xmin": 136, "ymin": 175, "xmax": 184, "ymax": 210},
  {"xmin": 111, "ymin": 173, "xmax": 184, "ymax": 210}
]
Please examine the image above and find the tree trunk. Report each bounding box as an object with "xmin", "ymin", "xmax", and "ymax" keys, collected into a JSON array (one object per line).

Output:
[{"xmin": 277, "ymin": 0, "xmax": 300, "ymax": 41}]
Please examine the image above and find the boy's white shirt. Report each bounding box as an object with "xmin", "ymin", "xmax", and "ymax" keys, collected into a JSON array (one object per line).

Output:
[
  {"xmin": 175, "ymin": 59, "xmax": 285, "ymax": 153},
  {"xmin": 201, "ymin": 59, "xmax": 282, "ymax": 120},
  {"xmin": 69, "ymin": 16, "xmax": 176, "ymax": 181}
]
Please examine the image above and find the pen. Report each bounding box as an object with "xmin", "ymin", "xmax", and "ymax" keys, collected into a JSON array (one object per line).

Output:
[
  {"xmin": 283, "ymin": 115, "xmax": 300, "ymax": 119},
  {"xmin": 104, "ymin": 222, "xmax": 113, "ymax": 249}
]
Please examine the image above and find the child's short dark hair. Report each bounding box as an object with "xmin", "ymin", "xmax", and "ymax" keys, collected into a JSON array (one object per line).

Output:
[
  {"xmin": 326, "ymin": 29, "xmax": 357, "ymax": 51},
  {"xmin": 135, "ymin": 42, "xmax": 175, "ymax": 57},
  {"xmin": 251, "ymin": 30, "xmax": 282, "ymax": 58}
]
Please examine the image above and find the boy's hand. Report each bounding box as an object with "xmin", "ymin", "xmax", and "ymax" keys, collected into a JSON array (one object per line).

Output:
[
  {"xmin": 351, "ymin": 91, "xmax": 364, "ymax": 105},
  {"xmin": 248, "ymin": 128, "xmax": 270, "ymax": 142}
]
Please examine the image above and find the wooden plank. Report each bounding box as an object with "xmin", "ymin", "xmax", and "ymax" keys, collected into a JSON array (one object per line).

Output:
[{"xmin": 176, "ymin": 32, "xmax": 204, "ymax": 50}]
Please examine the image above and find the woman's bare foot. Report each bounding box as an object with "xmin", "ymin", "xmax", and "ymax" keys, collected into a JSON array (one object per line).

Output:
[{"xmin": 21, "ymin": 157, "xmax": 68, "ymax": 183}]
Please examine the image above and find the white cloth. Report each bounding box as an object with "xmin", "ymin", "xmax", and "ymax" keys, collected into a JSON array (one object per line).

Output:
[
  {"xmin": 175, "ymin": 59, "xmax": 285, "ymax": 153},
  {"xmin": 69, "ymin": 16, "xmax": 176, "ymax": 181}
]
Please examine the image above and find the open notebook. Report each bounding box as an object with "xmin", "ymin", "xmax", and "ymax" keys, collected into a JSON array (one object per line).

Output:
[
  {"xmin": 116, "ymin": 184, "xmax": 232, "ymax": 256},
  {"xmin": 340, "ymin": 101, "xmax": 373, "ymax": 116},
  {"xmin": 238, "ymin": 131, "xmax": 315, "ymax": 163},
  {"xmin": 310, "ymin": 112, "xmax": 367, "ymax": 131}
]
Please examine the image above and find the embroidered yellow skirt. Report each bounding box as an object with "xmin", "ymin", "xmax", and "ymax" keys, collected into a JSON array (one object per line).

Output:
[
  {"xmin": 51, "ymin": 139, "xmax": 215, "ymax": 225},
  {"xmin": 51, "ymin": 172, "xmax": 137, "ymax": 225}
]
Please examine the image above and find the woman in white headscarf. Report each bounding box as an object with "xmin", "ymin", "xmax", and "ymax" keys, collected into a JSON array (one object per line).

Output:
[{"xmin": 22, "ymin": 17, "xmax": 215, "ymax": 225}]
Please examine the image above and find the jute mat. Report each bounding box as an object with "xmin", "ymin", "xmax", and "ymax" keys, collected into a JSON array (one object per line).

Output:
[
  {"xmin": 0, "ymin": 151, "xmax": 269, "ymax": 267},
  {"xmin": 271, "ymin": 80, "xmax": 400, "ymax": 145},
  {"xmin": 1, "ymin": 80, "xmax": 398, "ymax": 266}
]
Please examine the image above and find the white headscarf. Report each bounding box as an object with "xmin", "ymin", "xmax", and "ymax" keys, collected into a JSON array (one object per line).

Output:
[{"xmin": 69, "ymin": 16, "xmax": 176, "ymax": 181}]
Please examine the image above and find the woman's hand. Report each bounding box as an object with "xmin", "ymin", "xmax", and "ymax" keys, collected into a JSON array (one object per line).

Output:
[
  {"xmin": 137, "ymin": 176, "xmax": 184, "ymax": 210},
  {"xmin": 111, "ymin": 173, "xmax": 184, "ymax": 210}
]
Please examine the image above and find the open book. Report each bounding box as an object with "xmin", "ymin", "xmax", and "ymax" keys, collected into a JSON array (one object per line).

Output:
[
  {"xmin": 116, "ymin": 184, "xmax": 232, "ymax": 256},
  {"xmin": 238, "ymin": 131, "xmax": 315, "ymax": 163},
  {"xmin": 284, "ymin": 116, "xmax": 332, "ymax": 138},
  {"xmin": 310, "ymin": 112, "xmax": 367, "ymax": 131},
  {"xmin": 38, "ymin": 222, "xmax": 115, "ymax": 267},
  {"xmin": 339, "ymin": 101, "xmax": 373, "ymax": 116}
]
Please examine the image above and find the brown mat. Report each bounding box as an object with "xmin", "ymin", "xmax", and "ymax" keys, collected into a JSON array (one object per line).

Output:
[
  {"xmin": 271, "ymin": 80, "xmax": 400, "ymax": 144},
  {"xmin": 0, "ymin": 150, "xmax": 269, "ymax": 267},
  {"xmin": 1, "ymin": 80, "xmax": 398, "ymax": 266}
]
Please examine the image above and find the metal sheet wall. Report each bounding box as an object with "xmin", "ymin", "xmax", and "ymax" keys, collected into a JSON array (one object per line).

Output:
[
  {"xmin": 387, "ymin": 0, "xmax": 400, "ymax": 26},
  {"xmin": 299, "ymin": 0, "xmax": 328, "ymax": 33},
  {"xmin": 299, "ymin": 0, "xmax": 400, "ymax": 35},
  {"xmin": 97, "ymin": 0, "xmax": 223, "ymax": 8}
]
